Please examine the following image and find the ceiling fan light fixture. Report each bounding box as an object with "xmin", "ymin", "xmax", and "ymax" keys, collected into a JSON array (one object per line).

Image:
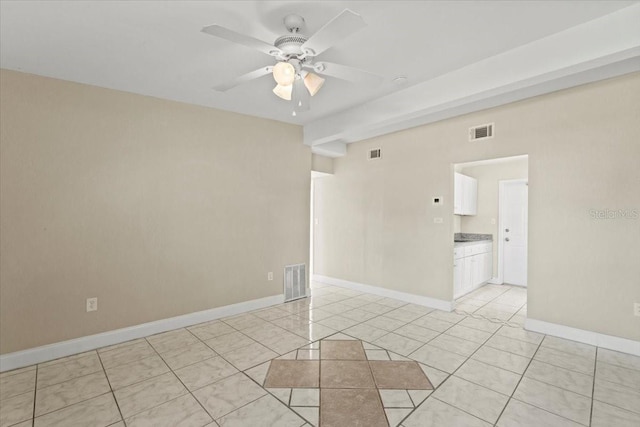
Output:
[
  {"xmin": 272, "ymin": 84, "xmax": 292, "ymax": 101},
  {"xmin": 272, "ymin": 61, "xmax": 295, "ymax": 86},
  {"xmin": 303, "ymin": 72, "xmax": 325, "ymax": 96}
]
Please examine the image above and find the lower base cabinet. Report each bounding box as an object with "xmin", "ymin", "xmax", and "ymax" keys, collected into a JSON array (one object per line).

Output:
[{"xmin": 454, "ymin": 242, "xmax": 493, "ymax": 299}]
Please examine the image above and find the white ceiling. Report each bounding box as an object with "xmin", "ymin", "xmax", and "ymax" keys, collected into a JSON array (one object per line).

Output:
[{"xmin": 2, "ymin": 1, "xmax": 639, "ymax": 156}]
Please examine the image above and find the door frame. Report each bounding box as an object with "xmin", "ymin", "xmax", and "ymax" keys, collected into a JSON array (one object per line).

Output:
[{"xmin": 497, "ymin": 178, "xmax": 528, "ymax": 286}]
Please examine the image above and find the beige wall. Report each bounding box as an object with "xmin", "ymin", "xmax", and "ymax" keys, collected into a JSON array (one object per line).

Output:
[
  {"xmin": 0, "ymin": 70, "xmax": 310, "ymax": 354},
  {"xmin": 311, "ymin": 154, "xmax": 334, "ymax": 174},
  {"xmin": 459, "ymin": 157, "xmax": 529, "ymax": 276},
  {"xmin": 314, "ymin": 73, "xmax": 640, "ymax": 341}
]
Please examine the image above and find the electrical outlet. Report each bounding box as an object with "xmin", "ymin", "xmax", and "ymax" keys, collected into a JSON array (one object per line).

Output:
[
  {"xmin": 86, "ymin": 297, "xmax": 98, "ymax": 312},
  {"xmin": 634, "ymin": 302, "xmax": 640, "ymax": 317},
  {"xmin": 267, "ymin": 272, "xmax": 273, "ymax": 281}
]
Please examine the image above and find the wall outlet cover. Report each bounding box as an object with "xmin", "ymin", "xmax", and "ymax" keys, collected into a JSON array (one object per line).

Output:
[
  {"xmin": 634, "ymin": 302, "xmax": 640, "ymax": 317},
  {"xmin": 267, "ymin": 272, "xmax": 274, "ymax": 281},
  {"xmin": 86, "ymin": 297, "xmax": 98, "ymax": 312}
]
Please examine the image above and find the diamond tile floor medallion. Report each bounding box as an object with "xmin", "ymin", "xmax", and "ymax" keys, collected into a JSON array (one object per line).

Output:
[{"xmin": 263, "ymin": 339, "xmax": 433, "ymax": 426}]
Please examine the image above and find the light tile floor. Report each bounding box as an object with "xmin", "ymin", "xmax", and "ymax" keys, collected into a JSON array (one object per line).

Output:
[{"xmin": 1, "ymin": 283, "xmax": 639, "ymax": 426}]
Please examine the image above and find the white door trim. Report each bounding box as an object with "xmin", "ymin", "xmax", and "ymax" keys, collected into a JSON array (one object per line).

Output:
[{"xmin": 498, "ymin": 179, "xmax": 528, "ymax": 285}]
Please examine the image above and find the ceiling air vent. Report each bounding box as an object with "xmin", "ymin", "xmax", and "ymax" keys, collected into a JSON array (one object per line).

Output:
[
  {"xmin": 469, "ymin": 123, "xmax": 494, "ymax": 141},
  {"xmin": 368, "ymin": 148, "xmax": 382, "ymax": 160}
]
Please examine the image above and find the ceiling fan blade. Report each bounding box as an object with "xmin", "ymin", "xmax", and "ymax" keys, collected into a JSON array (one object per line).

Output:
[
  {"xmin": 213, "ymin": 66, "xmax": 273, "ymax": 92},
  {"xmin": 202, "ymin": 25, "xmax": 282, "ymax": 57},
  {"xmin": 301, "ymin": 9, "xmax": 366, "ymax": 57},
  {"xmin": 313, "ymin": 62, "xmax": 384, "ymax": 85}
]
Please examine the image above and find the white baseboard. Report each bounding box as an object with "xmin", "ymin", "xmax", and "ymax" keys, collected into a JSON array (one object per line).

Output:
[
  {"xmin": 313, "ymin": 275, "xmax": 453, "ymax": 312},
  {"xmin": 488, "ymin": 277, "xmax": 502, "ymax": 284},
  {"xmin": 525, "ymin": 318, "xmax": 640, "ymax": 357},
  {"xmin": 0, "ymin": 294, "xmax": 284, "ymax": 372}
]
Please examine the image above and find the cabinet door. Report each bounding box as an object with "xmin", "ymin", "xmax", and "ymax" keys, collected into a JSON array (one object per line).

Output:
[
  {"xmin": 471, "ymin": 255, "xmax": 483, "ymax": 287},
  {"xmin": 463, "ymin": 256, "xmax": 474, "ymax": 292},
  {"xmin": 483, "ymin": 251, "xmax": 493, "ymax": 282},
  {"xmin": 454, "ymin": 173, "xmax": 463, "ymax": 215}
]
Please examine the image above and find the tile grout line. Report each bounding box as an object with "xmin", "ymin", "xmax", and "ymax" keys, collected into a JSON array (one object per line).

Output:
[
  {"xmin": 589, "ymin": 347, "xmax": 598, "ymax": 427},
  {"xmin": 95, "ymin": 349, "xmax": 126, "ymax": 425},
  {"xmin": 31, "ymin": 364, "xmax": 37, "ymax": 427}
]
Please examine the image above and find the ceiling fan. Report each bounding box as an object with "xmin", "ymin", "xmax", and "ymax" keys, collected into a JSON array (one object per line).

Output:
[{"xmin": 202, "ymin": 9, "xmax": 383, "ymax": 115}]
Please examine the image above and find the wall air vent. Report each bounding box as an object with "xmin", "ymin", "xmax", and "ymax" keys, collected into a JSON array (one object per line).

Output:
[
  {"xmin": 368, "ymin": 148, "xmax": 382, "ymax": 160},
  {"xmin": 284, "ymin": 264, "xmax": 306, "ymax": 302},
  {"xmin": 469, "ymin": 123, "xmax": 494, "ymax": 141}
]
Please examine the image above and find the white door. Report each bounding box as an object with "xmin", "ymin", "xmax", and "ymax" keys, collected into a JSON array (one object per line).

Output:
[{"xmin": 500, "ymin": 180, "xmax": 528, "ymax": 286}]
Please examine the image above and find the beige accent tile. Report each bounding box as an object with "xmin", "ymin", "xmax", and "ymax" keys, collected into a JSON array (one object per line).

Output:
[
  {"xmin": 160, "ymin": 341, "xmax": 217, "ymax": 370},
  {"xmin": 204, "ymin": 331, "xmax": 254, "ymax": 354},
  {"xmin": 497, "ymin": 399, "xmax": 583, "ymax": 427},
  {"xmin": 0, "ymin": 391, "xmax": 34, "ymax": 427},
  {"xmin": 0, "ymin": 369, "xmax": 35, "ymax": 400},
  {"xmin": 591, "ymin": 400, "xmax": 640, "ymax": 427},
  {"xmin": 290, "ymin": 388, "xmax": 319, "ymax": 406},
  {"xmin": 35, "ymin": 371, "xmax": 110, "ymax": 416},
  {"xmin": 174, "ymin": 356, "xmax": 238, "ymax": 391},
  {"xmin": 320, "ymin": 360, "xmax": 374, "ymax": 389},
  {"xmin": 369, "ymin": 361, "xmax": 432, "ymax": 390},
  {"xmin": 534, "ymin": 347, "xmax": 594, "ymax": 375},
  {"xmin": 385, "ymin": 408, "xmax": 412, "ymax": 427},
  {"xmin": 217, "ymin": 394, "xmax": 304, "ymax": 427},
  {"xmin": 244, "ymin": 361, "xmax": 271, "ymax": 386},
  {"xmin": 114, "ymin": 372, "xmax": 187, "ymax": 419},
  {"xmin": 373, "ymin": 332, "xmax": 423, "ymax": 356},
  {"xmin": 221, "ymin": 341, "xmax": 279, "ymax": 371},
  {"xmin": 394, "ymin": 323, "xmax": 440, "ymax": 343},
  {"xmin": 378, "ymin": 389, "xmax": 413, "ymax": 408},
  {"xmin": 98, "ymin": 340, "xmax": 156, "ymax": 369},
  {"xmin": 445, "ymin": 324, "xmax": 493, "ymax": 344},
  {"xmin": 473, "ymin": 346, "xmax": 531, "ymax": 374},
  {"xmin": 403, "ymin": 397, "xmax": 491, "ymax": 427},
  {"xmin": 37, "ymin": 352, "xmax": 103, "ymax": 389},
  {"xmin": 147, "ymin": 329, "xmax": 200, "ymax": 354},
  {"xmin": 596, "ymin": 361, "xmax": 640, "ymax": 389},
  {"xmin": 513, "ymin": 377, "xmax": 591, "ymax": 425},
  {"xmin": 434, "ymin": 376, "xmax": 509, "ymax": 423},
  {"xmin": 124, "ymin": 394, "xmax": 213, "ymax": 427},
  {"xmin": 408, "ymin": 344, "xmax": 467, "ymax": 373},
  {"xmin": 34, "ymin": 393, "xmax": 121, "ymax": 427},
  {"xmin": 320, "ymin": 389, "xmax": 387, "ymax": 427},
  {"xmin": 187, "ymin": 321, "xmax": 235, "ymax": 341},
  {"xmin": 597, "ymin": 348, "xmax": 640, "ymax": 371},
  {"xmin": 105, "ymin": 355, "xmax": 169, "ymax": 390},
  {"xmin": 193, "ymin": 372, "xmax": 266, "ymax": 419},
  {"xmin": 525, "ymin": 360, "xmax": 593, "ymax": 397},
  {"xmin": 455, "ymin": 359, "xmax": 521, "ymax": 396},
  {"xmin": 264, "ymin": 360, "xmax": 319, "ymax": 388},
  {"xmin": 320, "ymin": 340, "xmax": 366, "ymax": 360},
  {"xmin": 365, "ymin": 349, "xmax": 390, "ymax": 360},
  {"xmin": 485, "ymin": 335, "xmax": 538, "ymax": 358},
  {"xmin": 541, "ymin": 336, "xmax": 596, "ymax": 359},
  {"xmin": 594, "ymin": 377, "xmax": 640, "ymax": 415}
]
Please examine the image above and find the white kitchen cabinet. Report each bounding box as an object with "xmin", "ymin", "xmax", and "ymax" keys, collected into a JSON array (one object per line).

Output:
[
  {"xmin": 454, "ymin": 173, "xmax": 478, "ymax": 215},
  {"xmin": 453, "ymin": 241, "xmax": 493, "ymax": 299}
]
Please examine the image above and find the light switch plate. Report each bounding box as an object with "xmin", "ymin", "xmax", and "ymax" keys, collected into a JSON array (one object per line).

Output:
[{"xmin": 634, "ymin": 302, "xmax": 640, "ymax": 317}]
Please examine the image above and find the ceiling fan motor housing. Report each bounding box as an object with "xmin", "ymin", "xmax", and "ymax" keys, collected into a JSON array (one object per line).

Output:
[{"xmin": 274, "ymin": 34, "xmax": 308, "ymax": 57}]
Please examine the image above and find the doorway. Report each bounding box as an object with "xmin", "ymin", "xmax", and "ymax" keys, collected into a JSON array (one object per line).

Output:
[{"xmin": 499, "ymin": 179, "xmax": 528, "ymax": 286}]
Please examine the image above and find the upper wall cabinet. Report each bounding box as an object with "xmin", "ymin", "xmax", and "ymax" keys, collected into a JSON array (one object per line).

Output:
[{"xmin": 454, "ymin": 172, "xmax": 478, "ymax": 215}]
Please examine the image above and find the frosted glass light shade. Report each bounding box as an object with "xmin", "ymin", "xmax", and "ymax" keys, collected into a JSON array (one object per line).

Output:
[
  {"xmin": 272, "ymin": 62, "xmax": 295, "ymax": 86},
  {"xmin": 303, "ymin": 72, "xmax": 325, "ymax": 96},
  {"xmin": 272, "ymin": 84, "xmax": 292, "ymax": 100}
]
